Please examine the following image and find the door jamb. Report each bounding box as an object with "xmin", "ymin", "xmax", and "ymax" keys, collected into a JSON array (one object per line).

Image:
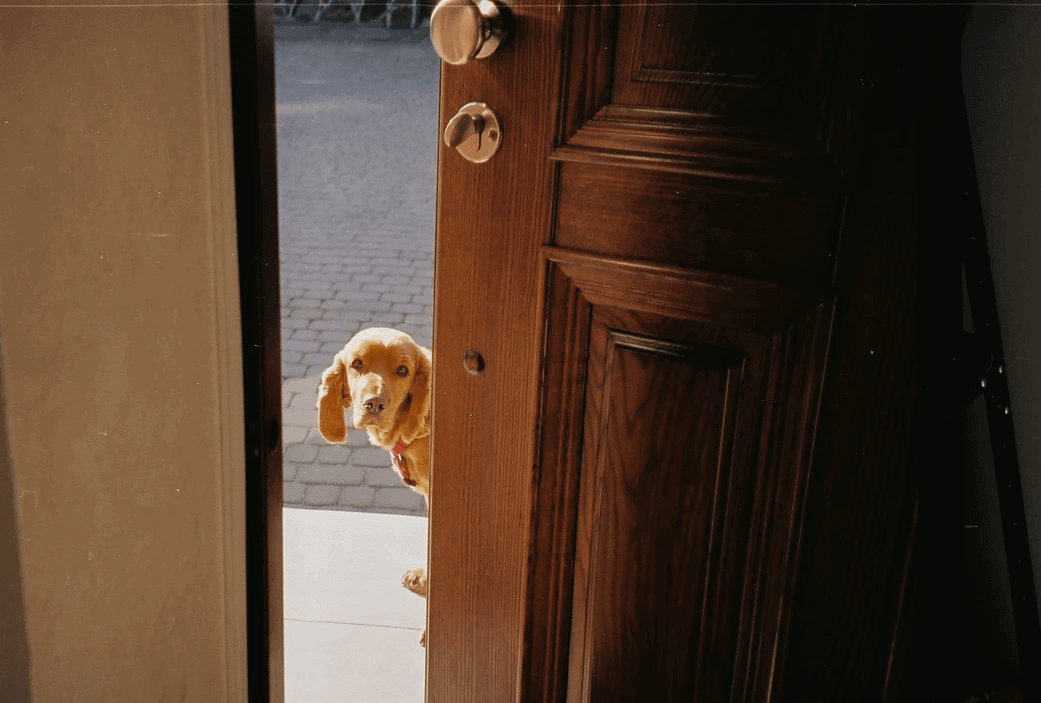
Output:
[{"xmin": 227, "ymin": 3, "xmax": 285, "ymax": 701}]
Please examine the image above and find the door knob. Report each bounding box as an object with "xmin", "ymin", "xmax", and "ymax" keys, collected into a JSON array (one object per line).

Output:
[
  {"xmin": 444, "ymin": 102, "xmax": 501, "ymax": 163},
  {"xmin": 430, "ymin": 0, "xmax": 508, "ymax": 65}
]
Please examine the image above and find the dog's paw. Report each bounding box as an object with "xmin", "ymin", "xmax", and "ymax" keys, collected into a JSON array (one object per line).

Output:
[
  {"xmin": 419, "ymin": 627, "xmax": 427, "ymax": 648},
  {"xmin": 402, "ymin": 567, "xmax": 427, "ymax": 598}
]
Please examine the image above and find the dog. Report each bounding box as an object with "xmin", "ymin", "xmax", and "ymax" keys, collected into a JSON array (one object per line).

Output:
[{"xmin": 316, "ymin": 327, "xmax": 430, "ymax": 645}]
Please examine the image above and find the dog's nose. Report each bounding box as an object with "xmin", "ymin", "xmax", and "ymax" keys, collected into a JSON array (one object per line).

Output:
[{"xmin": 362, "ymin": 395, "xmax": 387, "ymax": 415}]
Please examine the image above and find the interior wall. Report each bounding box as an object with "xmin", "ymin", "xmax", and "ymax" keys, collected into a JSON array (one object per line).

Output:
[
  {"xmin": 962, "ymin": 7, "xmax": 1041, "ymax": 624},
  {"xmin": 0, "ymin": 4, "xmax": 247, "ymax": 701}
]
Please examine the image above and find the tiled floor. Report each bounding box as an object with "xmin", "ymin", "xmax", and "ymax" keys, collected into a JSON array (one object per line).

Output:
[{"xmin": 283, "ymin": 508, "xmax": 428, "ymax": 702}]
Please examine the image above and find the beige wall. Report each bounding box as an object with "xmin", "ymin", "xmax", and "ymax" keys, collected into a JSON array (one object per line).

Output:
[
  {"xmin": 0, "ymin": 4, "xmax": 247, "ymax": 701},
  {"xmin": 963, "ymin": 9, "xmax": 1041, "ymax": 622}
]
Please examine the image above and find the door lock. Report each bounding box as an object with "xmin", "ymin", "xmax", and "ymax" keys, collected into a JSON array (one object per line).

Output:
[{"xmin": 444, "ymin": 102, "xmax": 501, "ymax": 163}]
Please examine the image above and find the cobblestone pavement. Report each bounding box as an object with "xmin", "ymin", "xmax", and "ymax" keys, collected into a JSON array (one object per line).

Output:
[{"xmin": 275, "ymin": 21, "xmax": 438, "ymax": 515}]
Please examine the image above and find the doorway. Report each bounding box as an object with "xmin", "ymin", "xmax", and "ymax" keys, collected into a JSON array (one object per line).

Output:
[{"xmin": 272, "ymin": 7, "xmax": 438, "ymax": 701}]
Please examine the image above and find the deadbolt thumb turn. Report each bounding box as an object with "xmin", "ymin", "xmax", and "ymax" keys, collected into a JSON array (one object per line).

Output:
[{"xmin": 444, "ymin": 102, "xmax": 501, "ymax": 163}]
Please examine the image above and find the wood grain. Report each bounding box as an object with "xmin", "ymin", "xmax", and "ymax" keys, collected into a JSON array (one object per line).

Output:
[
  {"xmin": 528, "ymin": 253, "xmax": 834, "ymax": 703},
  {"xmin": 559, "ymin": 2, "xmax": 855, "ymax": 164},
  {"xmin": 780, "ymin": 11, "xmax": 930, "ymax": 701},
  {"xmin": 555, "ymin": 162, "xmax": 841, "ymax": 284},
  {"xmin": 427, "ymin": 0, "xmax": 563, "ymax": 700},
  {"xmin": 571, "ymin": 332, "xmax": 740, "ymax": 703},
  {"xmin": 611, "ymin": 3, "xmax": 832, "ymax": 132},
  {"xmin": 433, "ymin": 2, "xmax": 934, "ymax": 701}
]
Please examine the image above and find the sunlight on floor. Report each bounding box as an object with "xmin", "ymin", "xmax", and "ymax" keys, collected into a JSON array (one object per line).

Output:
[{"xmin": 283, "ymin": 508, "xmax": 428, "ymax": 702}]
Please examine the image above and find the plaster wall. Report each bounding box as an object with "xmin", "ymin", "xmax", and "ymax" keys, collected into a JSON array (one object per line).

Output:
[{"xmin": 0, "ymin": 5, "xmax": 246, "ymax": 700}]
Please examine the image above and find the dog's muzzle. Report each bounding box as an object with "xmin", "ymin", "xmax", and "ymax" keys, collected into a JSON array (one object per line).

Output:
[{"xmin": 362, "ymin": 395, "xmax": 387, "ymax": 415}]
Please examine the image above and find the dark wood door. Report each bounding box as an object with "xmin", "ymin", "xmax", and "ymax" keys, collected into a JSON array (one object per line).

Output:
[{"xmin": 430, "ymin": 4, "xmax": 931, "ymax": 701}]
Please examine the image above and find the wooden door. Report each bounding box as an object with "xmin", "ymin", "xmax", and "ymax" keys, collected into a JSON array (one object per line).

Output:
[{"xmin": 430, "ymin": 4, "xmax": 935, "ymax": 701}]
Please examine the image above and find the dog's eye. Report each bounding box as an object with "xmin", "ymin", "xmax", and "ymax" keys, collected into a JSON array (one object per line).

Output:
[
  {"xmin": 396, "ymin": 365, "xmax": 409, "ymax": 377},
  {"xmin": 350, "ymin": 359, "xmax": 363, "ymax": 372}
]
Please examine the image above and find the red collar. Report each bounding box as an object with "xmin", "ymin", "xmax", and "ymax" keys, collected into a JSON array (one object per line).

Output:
[{"xmin": 391, "ymin": 439, "xmax": 417, "ymax": 487}]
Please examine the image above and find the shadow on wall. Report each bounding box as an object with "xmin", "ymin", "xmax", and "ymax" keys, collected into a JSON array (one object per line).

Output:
[
  {"xmin": 0, "ymin": 315, "xmax": 33, "ymax": 700},
  {"xmin": 962, "ymin": 4, "xmax": 1041, "ymax": 680},
  {"xmin": 963, "ymin": 7, "xmax": 1041, "ymax": 616}
]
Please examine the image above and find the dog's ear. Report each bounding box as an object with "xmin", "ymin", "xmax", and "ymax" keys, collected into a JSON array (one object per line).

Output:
[
  {"xmin": 316, "ymin": 350, "xmax": 351, "ymax": 443},
  {"xmin": 399, "ymin": 345, "xmax": 432, "ymax": 443}
]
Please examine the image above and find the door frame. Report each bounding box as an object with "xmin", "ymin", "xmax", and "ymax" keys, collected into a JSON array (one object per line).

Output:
[
  {"xmin": 225, "ymin": 5, "xmax": 1033, "ymax": 702},
  {"xmin": 228, "ymin": 3, "xmax": 285, "ymax": 702}
]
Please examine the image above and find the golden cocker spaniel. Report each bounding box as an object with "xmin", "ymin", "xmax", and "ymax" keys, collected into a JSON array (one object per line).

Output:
[{"xmin": 316, "ymin": 327, "xmax": 430, "ymax": 643}]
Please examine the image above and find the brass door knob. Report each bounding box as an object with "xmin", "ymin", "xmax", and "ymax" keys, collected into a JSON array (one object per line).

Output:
[
  {"xmin": 444, "ymin": 102, "xmax": 501, "ymax": 163},
  {"xmin": 430, "ymin": 0, "xmax": 507, "ymax": 65}
]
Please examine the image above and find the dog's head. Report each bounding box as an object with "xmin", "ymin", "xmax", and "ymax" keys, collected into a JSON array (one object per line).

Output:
[{"xmin": 316, "ymin": 327, "xmax": 431, "ymax": 445}]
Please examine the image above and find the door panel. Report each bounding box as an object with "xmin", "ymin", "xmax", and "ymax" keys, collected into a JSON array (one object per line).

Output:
[
  {"xmin": 573, "ymin": 327, "xmax": 740, "ymax": 703},
  {"xmin": 554, "ymin": 163, "xmax": 842, "ymax": 283},
  {"xmin": 536, "ymin": 252, "xmax": 833, "ymax": 702},
  {"xmin": 610, "ymin": 4, "xmax": 831, "ymax": 124},
  {"xmin": 553, "ymin": 3, "xmax": 854, "ymax": 288},
  {"xmin": 557, "ymin": 4, "xmax": 853, "ymax": 170},
  {"xmin": 432, "ymin": 1, "xmax": 924, "ymax": 701}
]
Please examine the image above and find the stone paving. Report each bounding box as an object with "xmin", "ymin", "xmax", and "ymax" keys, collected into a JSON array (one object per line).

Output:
[{"xmin": 275, "ymin": 21, "xmax": 438, "ymax": 516}]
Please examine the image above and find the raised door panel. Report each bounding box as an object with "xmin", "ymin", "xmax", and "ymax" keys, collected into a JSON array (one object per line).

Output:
[
  {"xmin": 552, "ymin": 2, "xmax": 864, "ymax": 285},
  {"xmin": 559, "ymin": 1, "xmax": 852, "ymax": 157},
  {"xmin": 526, "ymin": 249, "xmax": 834, "ymax": 703},
  {"xmin": 569, "ymin": 316, "xmax": 761, "ymax": 703},
  {"xmin": 611, "ymin": 3, "xmax": 834, "ymax": 131}
]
